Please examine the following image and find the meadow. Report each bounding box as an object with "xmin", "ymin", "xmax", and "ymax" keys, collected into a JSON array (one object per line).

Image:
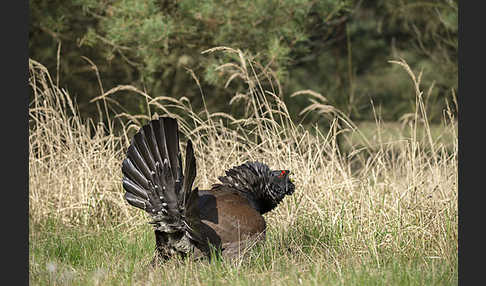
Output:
[{"xmin": 29, "ymin": 47, "xmax": 457, "ymax": 285}]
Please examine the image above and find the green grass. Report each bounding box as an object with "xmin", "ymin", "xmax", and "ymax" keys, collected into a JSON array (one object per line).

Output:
[
  {"xmin": 30, "ymin": 215, "xmax": 457, "ymax": 285},
  {"xmin": 351, "ymin": 121, "xmax": 457, "ymax": 152}
]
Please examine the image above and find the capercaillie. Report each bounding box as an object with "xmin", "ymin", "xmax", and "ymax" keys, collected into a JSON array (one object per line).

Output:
[{"xmin": 121, "ymin": 117, "xmax": 295, "ymax": 263}]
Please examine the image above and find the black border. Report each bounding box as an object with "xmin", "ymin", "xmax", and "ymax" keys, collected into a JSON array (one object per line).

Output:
[
  {"xmin": 458, "ymin": 1, "xmax": 475, "ymax": 285},
  {"xmin": 4, "ymin": 0, "xmax": 29, "ymax": 285}
]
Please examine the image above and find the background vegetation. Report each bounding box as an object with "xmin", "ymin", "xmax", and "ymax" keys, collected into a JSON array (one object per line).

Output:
[
  {"xmin": 29, "ymin": 0, "xmax": 457, "ymax": 123},
  {"xmin": 29, "ymin": 1, "xmax": 457, "ymax": 284}
]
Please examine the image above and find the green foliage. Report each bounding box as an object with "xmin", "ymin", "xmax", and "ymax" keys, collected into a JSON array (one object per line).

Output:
[
  {"xmin": 29, "ymin": 0, "xmax": 457, "ymax": 123},
  {"xmin": 29, "ymin": 0, "xmax": 352, "ymax": 118},
  {"xmin": 288, "ymin": 0, "xmax": 457, "ymax": 122}
]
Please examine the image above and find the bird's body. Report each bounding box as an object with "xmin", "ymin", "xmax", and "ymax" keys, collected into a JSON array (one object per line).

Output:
[
  {"xmin": 121, "ymin": 117, "xmax": 295, "ymax": 263},
  {"xmin": 197, "ymin": 188, "xmax": 267, "ymax": 258}
]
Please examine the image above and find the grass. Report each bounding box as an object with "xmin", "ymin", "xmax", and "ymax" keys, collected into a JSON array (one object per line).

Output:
[
  {"xmin": 353, "ymin": 121, "xmax": 457, "ymax": 152},
  {"xmin": 29, "ymin": 47, "xmax": 457, "ymax": 285},
  {"xmin": 30, "ymin": 217, "xmax": 456, "ymax": 285}
]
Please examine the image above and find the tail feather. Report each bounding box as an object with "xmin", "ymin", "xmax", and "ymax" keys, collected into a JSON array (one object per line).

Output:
[
  {"xmin": 122, "ymin": 174, "xmax": 148, "ymax": 201},
  {"xmin": 122, "ymin": 156, "xmax": 149, "ymax": 191},
  {"xmin": 182, "ymin": 140, "xmax": 196, "ymax": 207},
  {"xmin": 180, "ymin": 140, "xmax": 204, "ymax": 245},
  {"xmin": 162, "ymin": 118, "xmax": 183, "ymax": 181},
  {"xmin": 141, "ymin": 123, "xmax": 162, "ymax": 166},
  {"xmin": 133, "ymin": 129, "xmax": 158, "ymax": 172},
  {"xmin": 126, "ymin": 143, "xmax": 152, "ymax": 184},
  {"xmin": 122, "ymin": 117, "xmax": 202, "ymax": 241},
  {"xmin": 124, "ymin": 191, "xmax": 149, "ymax": 210}
]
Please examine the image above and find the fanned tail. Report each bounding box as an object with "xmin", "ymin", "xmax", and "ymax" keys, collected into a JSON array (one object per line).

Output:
[{"xmin": 121, "ymin": 117, "xmax": 202, "ymax": 243}]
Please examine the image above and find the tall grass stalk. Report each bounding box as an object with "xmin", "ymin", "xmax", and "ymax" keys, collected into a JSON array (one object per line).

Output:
[{"xmin": 29, "ymin": 48, "xmax": 457, "ymax": 284}]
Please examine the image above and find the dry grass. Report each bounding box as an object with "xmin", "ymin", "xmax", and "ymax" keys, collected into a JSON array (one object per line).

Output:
[
  {"xmin": 29, "ymin": 47, "xmax": 457, "ymax": 285},
  {"xmin": 29, "ymin": 59, "xmax": 138, "ymax": 227}
]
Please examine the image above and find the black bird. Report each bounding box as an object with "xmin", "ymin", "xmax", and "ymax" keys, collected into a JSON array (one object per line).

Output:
[{"xmin": 121, "ymin": 117, "xmax": 295, "ymax": 263}]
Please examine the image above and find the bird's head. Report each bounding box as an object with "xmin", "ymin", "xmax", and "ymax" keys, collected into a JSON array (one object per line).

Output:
[
  {"xmin": 215, "ymin": 161, "xmax": 296, "ymax": 214},
  {"xmin": 268, "ymin": 169, "xmax": 295, "ymax": 202}
]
